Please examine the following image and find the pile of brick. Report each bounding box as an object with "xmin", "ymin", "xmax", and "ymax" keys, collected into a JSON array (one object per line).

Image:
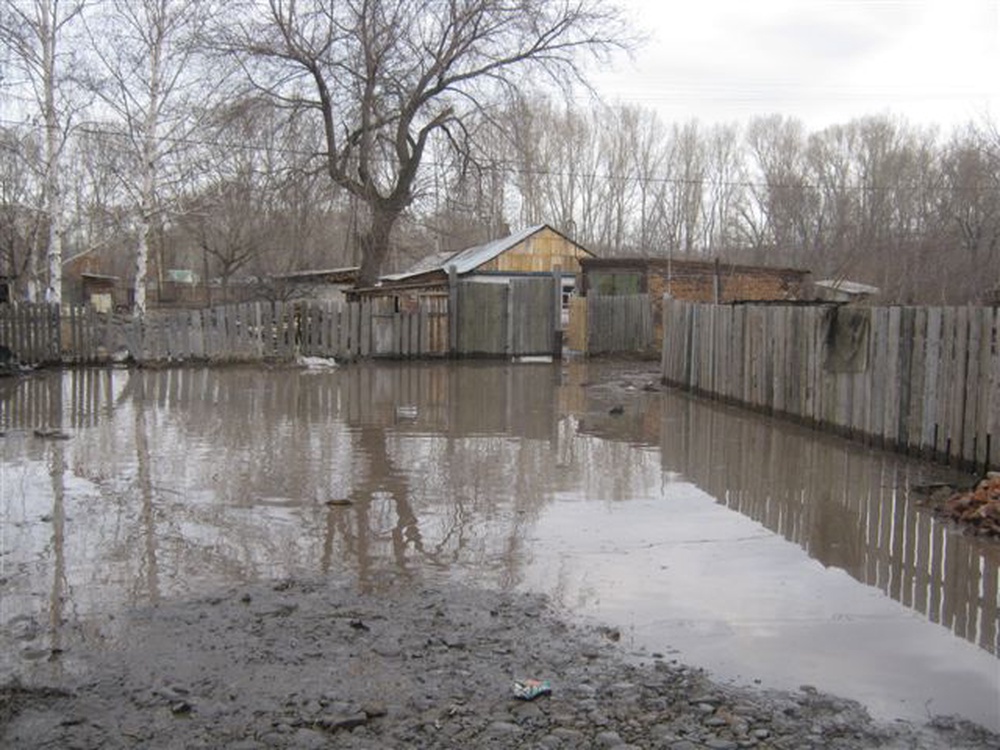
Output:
[{"xmin": 940, "ymin": 473, "xmax": 1000, "ymax": 537}]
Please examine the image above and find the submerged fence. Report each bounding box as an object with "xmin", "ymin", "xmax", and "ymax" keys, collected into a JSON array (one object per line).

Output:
[{"xmin": 661, "ymin": 299, "xmax": 1000, "ymax": 471}]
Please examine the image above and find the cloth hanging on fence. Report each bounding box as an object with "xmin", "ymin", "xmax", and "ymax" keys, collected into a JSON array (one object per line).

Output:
[{"xmin": 823, "ymin": 306, "xmax": 870, "ymax": 373}]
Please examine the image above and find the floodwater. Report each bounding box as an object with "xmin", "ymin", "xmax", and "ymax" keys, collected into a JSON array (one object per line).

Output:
[{"xmin": 1, "ymin": 361, "xmax": 998, "ymax": 731}]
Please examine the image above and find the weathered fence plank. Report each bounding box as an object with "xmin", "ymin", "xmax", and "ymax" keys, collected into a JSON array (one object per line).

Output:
[{"xmin": 660, "ymin": 300, "xmax": 999, "ymax": 471}]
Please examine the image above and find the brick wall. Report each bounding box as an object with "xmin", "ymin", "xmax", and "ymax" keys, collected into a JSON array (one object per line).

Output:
[{"xmin": 580, "ymin": 258, "xmax": 808, "ymax": 352}]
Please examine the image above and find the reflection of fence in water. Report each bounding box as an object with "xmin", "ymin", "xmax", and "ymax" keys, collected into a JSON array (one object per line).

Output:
[{"xmin": 661, "ymin": 396, "xmax": 1000, "ymax": 657}]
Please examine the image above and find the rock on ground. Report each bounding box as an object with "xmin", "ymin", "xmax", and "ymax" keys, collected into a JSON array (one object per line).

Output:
[{"xmin": 2, "ymin": 579, "xmax": 997, "ymax": 749}]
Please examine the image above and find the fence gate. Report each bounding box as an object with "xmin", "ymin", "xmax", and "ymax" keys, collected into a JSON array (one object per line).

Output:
[{"xmin": 455, "ymin": 278, "xmax": 557, "ymax": 357}]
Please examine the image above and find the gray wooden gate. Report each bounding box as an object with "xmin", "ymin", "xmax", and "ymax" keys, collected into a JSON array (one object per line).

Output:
[{"xmin": 454, "ymin": 278, "xmax": 557, "ymax": 357}]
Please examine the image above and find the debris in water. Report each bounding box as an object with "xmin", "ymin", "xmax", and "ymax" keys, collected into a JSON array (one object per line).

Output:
[
  {"xmin": 33, "ymin": 428, "xmax": 70, "ymax": 440},
  {"xmin": 938, "ymin": 473, "xmax": 1000, "ymax": 537},
  {"xmin": 513, "ymin": 679, "xmax": 551, "ymax": 701},
  {"xmin": 395, "ymin": 405, "xmax": 418, "ymax": 421},
  {"xmin": 325, "ymin": 498, "xmax": 353, "ymax": 507},
  {"xmin": 295, "ymin": 355, "xmax": 338, "ymax": 369},
  {"xmin": 598, "ymin": 626, "xmax": 622, "ymax": 642},
  {"xmin": 608, "ymin": 405, "xmax": 624, "ymax": 416}
]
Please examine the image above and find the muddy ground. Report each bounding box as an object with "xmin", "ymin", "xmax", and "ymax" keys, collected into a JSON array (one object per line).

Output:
[{"xmin": 2, "ymin": 578, "xmax": 998, "ymax": 750}]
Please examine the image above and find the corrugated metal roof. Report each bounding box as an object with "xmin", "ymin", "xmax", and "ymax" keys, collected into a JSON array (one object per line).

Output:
[{"xmin": 384, "ymin": 225, "xmax": 547, "ymax": 282}]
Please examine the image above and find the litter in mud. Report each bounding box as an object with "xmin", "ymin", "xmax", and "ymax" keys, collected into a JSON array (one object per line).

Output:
[{"xmin": 513, "ymin": 679, "xmax": 552, "ymax": 701}]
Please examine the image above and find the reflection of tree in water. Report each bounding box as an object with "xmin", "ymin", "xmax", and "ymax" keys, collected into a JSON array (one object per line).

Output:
[
  {"xmin": 320, "ymin": 424, "xmax": 542, "ymax": 591},
  {"xmin": 133, "ymin": 376, "xmax": 160, "ymax": 605},
  {"xmin": 4, "ymin": 364, "xmax": 664, "ymax": 629},
  {"xmin": 321, "ymin": 425, "xmax": 422, "ymax": 585},
  {"xmin": 45, "ymin": 438, "xmax": 67, "ymax": 677}
]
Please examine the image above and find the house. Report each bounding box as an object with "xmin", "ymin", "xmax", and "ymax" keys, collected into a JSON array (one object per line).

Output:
[
  {"xmin": 342, "ymin": 225, "xmax": 592, "ymax": 357},
  {"xmin": 382, "ymin": 224, "xmax": 592, "ymax": 286},
  {"xmin": 352, "ymin": 224, "xmax": 593, "ymax": 312}
]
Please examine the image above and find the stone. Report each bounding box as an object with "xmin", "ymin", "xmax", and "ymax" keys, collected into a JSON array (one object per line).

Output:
[
  {"xmin": 315, "ymin": 712, "xmax": 368, "ymax": 732},
  {"xmin": 595, "ymin": 729, "xmax": 625, "ymax": 747},
  {"xmin": 486, "ymin": 720, "xmax": 521, "ymax": 736},
  {"xmin": 704, "ymin": 739, "xmax": 738, "ymax": 750}
]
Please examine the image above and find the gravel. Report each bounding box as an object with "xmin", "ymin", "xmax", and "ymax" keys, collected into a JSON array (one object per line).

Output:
[{"xmin": 2, "ymin": 578, "xmax": 997, "ymax": 749}]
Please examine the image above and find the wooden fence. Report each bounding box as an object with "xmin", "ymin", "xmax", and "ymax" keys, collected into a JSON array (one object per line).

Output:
[
  {"xmin": 661, "ymin": 299, "xmax": 1000, "ymax": 471},
  {"xmin": 0, "ymin": 280, "xmax": 556, "ymax": 366},
  {"xmin": 0, "ymin": 299, "xmax": 450, "ymax": 366},
  {"xmin": 454, "ymin": 278, "xmax": 557, "ymax": 357},
  {"xmin": 585, "ymin": 294, "xmax": 654, "ymax": 355}
]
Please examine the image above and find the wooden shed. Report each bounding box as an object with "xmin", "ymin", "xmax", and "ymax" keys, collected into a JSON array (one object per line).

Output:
[
  {"xmin": 381, "ymin": 224, "xmax": 593, "ymax": 288},
  {"xmin": 270, "ymin": 266, "xmax": 360, "ymax": 303},
  {"xmin": 345, "ymin": 225, "xmax": 592, "ymax": 358},
  {"xmin": 80, "ymin": 273, "xmax": 123, "ymax": 313},
  {"xmin": 355, "ymin": 223, "xmax": 593, "ymax": 319}
]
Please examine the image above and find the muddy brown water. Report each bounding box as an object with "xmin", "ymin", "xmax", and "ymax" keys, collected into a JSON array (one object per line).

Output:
[{"xmin": 1, "ymin": 361, "xmax": 998, "ymax": 731}]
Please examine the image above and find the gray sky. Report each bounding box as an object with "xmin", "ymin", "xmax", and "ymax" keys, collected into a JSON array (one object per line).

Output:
[{"xmin": 591, "ymin": 0, "xmax": 1000, "ymax": 131}]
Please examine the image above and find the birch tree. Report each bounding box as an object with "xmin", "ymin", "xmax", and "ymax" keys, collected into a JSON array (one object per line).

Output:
[
  {"xmin": 0, "ymin": 0, "xmax": 86, "ymax": 303},
  {"xmin": 84, "ymin": 0, "xmax": 215, "ymax": 313}
]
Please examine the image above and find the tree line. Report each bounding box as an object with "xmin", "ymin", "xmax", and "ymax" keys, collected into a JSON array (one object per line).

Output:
[{"xmin": 1, "ymin": 0, "xmax": 997, "ymax": 310}]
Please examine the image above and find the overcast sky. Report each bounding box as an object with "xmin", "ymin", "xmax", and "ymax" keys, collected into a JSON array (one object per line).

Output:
[{"xmin": 590, "ymin": 0, "xmax": 1000, "ymax": 132}]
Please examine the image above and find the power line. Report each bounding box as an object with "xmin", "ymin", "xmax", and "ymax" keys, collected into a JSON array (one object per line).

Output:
[{"xmin": 0, "ymin": 114, "xmax": 996, "ymax": 197}]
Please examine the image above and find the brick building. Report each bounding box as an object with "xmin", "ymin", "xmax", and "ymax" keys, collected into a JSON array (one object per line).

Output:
[
  {"xmin": 578, "ymin": 256, "xmax": 810, "ymax": 348},
  {"xmin": 580, "ymin": 257, "xmax": 809, "ymax": 303}
]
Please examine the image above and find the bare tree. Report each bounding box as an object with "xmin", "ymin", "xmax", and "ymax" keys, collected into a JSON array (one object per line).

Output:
[
  {"xmin": 744, "ymin": 115, "xmax": 815, "ymax": 263},
  {"xmin": 699, "ymin": 122, "xmax": 744, "ymax": 254},
  {"xmin": 0, "ymin": 126, "xmax": 47, "ymax": 291},
  {"xmin": 83, "ymin": 0, "xmax": 218, "ymax": 313},
  {"xmin": 215, "ymin": 0, "xmax": 625, "ymax": 286},
  {"xmin": 0, "ymin": 0, "xmax": 86, "ymax": 303}
]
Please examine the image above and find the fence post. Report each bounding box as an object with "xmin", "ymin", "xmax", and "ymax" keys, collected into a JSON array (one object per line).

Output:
[
  {"xmin": 552, "ymin": 265, "xmax": 563, "ymax": 358},
  {"xmin": 448, "ymin": 264, "xmax": 458, "ymax": 357}
]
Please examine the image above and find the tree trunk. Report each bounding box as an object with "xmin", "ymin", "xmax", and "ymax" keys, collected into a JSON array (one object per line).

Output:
[
  {"xmin": 134, "ymin": 217, "xmax": 150, "ymax": 314},
  {"xmin": 42, "ymin": 1, "xmax": 61, "ymax": 305},
  {"xmin": 356, "ymin": 202, "xmax": 399, "ymax": 287},
  {"xmin": 133, "ymin": 20, "xmax": 162, "ymax": 317}
]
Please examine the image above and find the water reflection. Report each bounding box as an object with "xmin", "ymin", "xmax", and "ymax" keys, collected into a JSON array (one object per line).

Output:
[
  {"xmin": 0, "ymin": 363, "xmax": 997, "ymax": 726},
  {"xmin": 655, "ymin": 396, "xmax": 1000, "ymax": 657}
]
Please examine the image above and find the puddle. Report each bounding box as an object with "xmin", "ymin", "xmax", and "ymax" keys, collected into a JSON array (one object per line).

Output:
[{"xmin": 0, "ymin": 362, "xmax": 997, "ymax": 730}]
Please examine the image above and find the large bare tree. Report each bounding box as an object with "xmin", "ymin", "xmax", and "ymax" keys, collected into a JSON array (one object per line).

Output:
[{"xmin": 217, "ymin": 0, "xmax": 625, "ymax": 286}]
